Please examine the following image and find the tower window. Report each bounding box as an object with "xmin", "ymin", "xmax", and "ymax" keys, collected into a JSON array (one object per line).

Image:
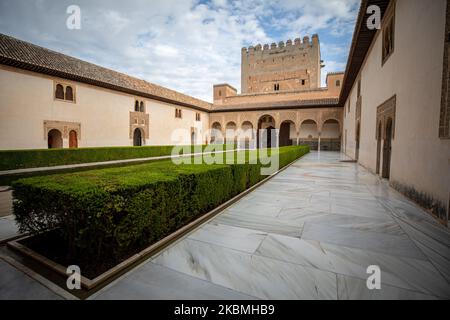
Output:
[
  {"xmin": 301, "ymin": 79, "xmax": 306, "ymax": 86},
  {"xmin": 140, "ymin": 101, "xmax": 145, "ymax": 112},
  {"xmin": 336, "ymin": 80, "xmax": 341, "ymax": 87},
  {"xmin": 196, "ymin": 113, "xmax": 201, "ymax": 121},
  {"xmin": 274, "ymin": 84, "xmax": 280, "ymax": 91},
  {"xmin": 135, "ymin": 101, "xmax": 139, "ymax": 112},
  {"xmin": 175, "ymin": 108, "xmax": 182, "ymax": 119}
]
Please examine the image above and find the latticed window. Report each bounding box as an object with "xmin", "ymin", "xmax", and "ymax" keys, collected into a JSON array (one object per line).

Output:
[
  {"xmin": 55, "ymin": 83, "xmax": 75, "ymax": 102},
  {"xmin": 65, "ymin": 86, "xmax": 74, "ymax": 101},
  {"xmin": 382, "ymin": 13, "xmax": 395, "ymax": 64},
  {"xmin": 55, "ymin": 84, "xmax": 64, "ymax": 100}
]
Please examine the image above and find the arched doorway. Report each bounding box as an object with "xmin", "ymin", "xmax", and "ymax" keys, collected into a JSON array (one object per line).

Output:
[
  {"xmin": 69, "ymin": 130, "xmax": 78, "ymax": 148},
  {"xmin": 376, "ymin": 121, "xmax": 382, "ymax": 174},
  {"xmin": 299, "ymin": 119, "xmax": 319, "ymax": 150},
  {"xmin": 258, "ymin": 115, "xmax": 276, "ymax": 148},
  {"xmin": 279, "ymin": 121, "xmax": 295, "ymax": 147},
  {"xmin": 382, "ymin": 118, "xmax": 393, "ymax": 179},
  {"xmin": 321, "ymin": 119, "xmax": 341, "ymax": 151},
  {"xmin": 133, "ymin": 128, "xmax": 142, "ymax": 146},
  {"xmin": 210, "ymin": 122, "xmax": 222, "ymax": 144},
  {"xmin": 241, "ymin": 121, "xmax": 254, "ymax": 149},
  {"xmin": 355, "ymin": 122, "xmax": 361, "ymax": 161},
  {"xmin": 48, "ymin": 129, "xmax": 63, "ymax": 149},
  {"xmin": 191, "ymin": 130, "xmax": 196, "ymax": 145},
  {"xmin": 225, "ymin": 122, "xmax": 237, "ymax": 146}
]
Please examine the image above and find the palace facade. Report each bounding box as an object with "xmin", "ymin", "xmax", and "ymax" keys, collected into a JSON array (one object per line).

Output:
[{"xmin": 0, "ymin": 0, "xmax": 449, "ymax": 224}]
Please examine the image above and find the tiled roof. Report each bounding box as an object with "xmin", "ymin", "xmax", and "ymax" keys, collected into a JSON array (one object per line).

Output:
[
  {"xmin": 211, "ymin": 98, "xmax": 339, "ymax": 112},
  {"xmin": 0, "ymin": 33, "xmax": 212, "ymax": 111},
  {"xmin": 339, "ymin": 0, "xmax": 391, "ymax": 105}
]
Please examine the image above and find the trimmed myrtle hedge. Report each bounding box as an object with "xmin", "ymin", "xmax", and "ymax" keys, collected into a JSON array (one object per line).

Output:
[
  {"xmin": 12, "ymin": 146, "xmax": 309, "ymax": 264},
  {"xmin": 0, "ymin": 144, "xmax": 229, "ymax": 171}
]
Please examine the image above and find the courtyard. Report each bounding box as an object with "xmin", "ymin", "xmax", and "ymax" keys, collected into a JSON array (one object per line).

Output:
[
  {"xmin": 87, "ymin": 151, "xmax": 449, "ymax": 300},
  {"xmin": 1, "ymin": 151, "xmax": 449, "ymax": 300}
]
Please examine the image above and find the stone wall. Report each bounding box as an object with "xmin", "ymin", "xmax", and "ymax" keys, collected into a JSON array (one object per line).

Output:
[{"xmin": 241, "ymin": 35, "xmax": 321, "ymax": 94}]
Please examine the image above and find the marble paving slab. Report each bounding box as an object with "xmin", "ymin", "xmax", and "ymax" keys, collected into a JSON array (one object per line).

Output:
[
  {"xmin": 153, "ymin": 238, "xmax": 338, "ymax": 300},
  {"xmin": 301, "ymin": 223, "xmax": 426, "ymax": 260},
  {"xmin": 277, "ymin": 209, "xmax": 404, "ymax": 236},
  {"xmin": 188, "ymin": 222, "xmax": 267, "ymax": 254},
  {"xmin": 336, "ymin": 274, "xmax": 438, "ymax": 300},
  {"xmin": 214, "ymin": 211, "xmax": 303, "ymax": 238},
  {"xmin": 0, "ymin": 259, "xmax": 62, "ymax": 300},
  {"xmin": 255, "ymin": 234, "xmax": 450, "ymax": 298},
  {"xmin": 0, "ymin": 215, "xmax": 19, "ymax": 242},
  {"xmin": 92, "ymin": 262, "xmax": 257, "ymax": 300}
]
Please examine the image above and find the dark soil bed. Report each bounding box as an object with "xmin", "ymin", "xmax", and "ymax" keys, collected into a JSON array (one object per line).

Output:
[{"xmin": 20, "ymin": 230, "xmax": 155, "ymax": 279}]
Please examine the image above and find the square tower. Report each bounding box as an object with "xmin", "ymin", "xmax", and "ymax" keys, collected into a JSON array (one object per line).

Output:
[{"xmin": 241, "ymin": 34, "xmax": 322, "ymax": 94}]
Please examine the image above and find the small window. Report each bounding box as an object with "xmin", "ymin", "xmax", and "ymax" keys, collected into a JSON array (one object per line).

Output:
[
  {"xmin": 55, "ymin": 84, "xmax": 64, "ymax": 100},
  {"xmin": 219, "ymin": 90, "xmax": 222, "ymax": 97},
  {"xmin": 336, "ymin": 80, "xmax": 341, "ymax": 87},
  {"xmin": 382, "ymin": 13, "xmax": 395, "ymax": 64},
  {"xmin": 301, "ymin": 79, "xmax": 305, "ymax": 86},
  {"xmin": 274, "ymin": 84, "xmax": 280, "ymax": 91},
  {"xmin": 135, "ymin": 101, "xmax": 140, "ymax": 112},
  {"xmin": 348, "ymin": 100, "xmax": 351, "ymax": 113},
  {"xmin": 196, "ymin": 113, "xmax": 201, "ymax": 121},
  {"xmin": 357, "ymin": 79, "xmax": 361, "ymax": 97},
  {"xmin": 175, "ymin": 108, "xmax": 182, "ymax": 119},
  {"xmin": 65, "ymin": 86, "xmax": 74, "ymax": 101},
  {"xmin": 140, "ymin": 101, "xmax": 145, "ymax": 112}
]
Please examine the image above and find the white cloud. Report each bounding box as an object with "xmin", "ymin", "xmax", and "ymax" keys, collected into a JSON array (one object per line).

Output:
[{"xmin": 0, "ymin": 0, "xmax": 359, "ymax": 102}]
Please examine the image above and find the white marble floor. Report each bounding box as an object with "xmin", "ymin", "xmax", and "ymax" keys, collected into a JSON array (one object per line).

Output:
[{"xmin": 93, "ymin": 151, "xmax": 450, "ymax": 300}]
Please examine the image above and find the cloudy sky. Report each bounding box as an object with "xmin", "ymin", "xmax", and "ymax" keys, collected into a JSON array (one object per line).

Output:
[{"xmin": 0, "ymin": 0, "xmax": 360, "ymax": 102}]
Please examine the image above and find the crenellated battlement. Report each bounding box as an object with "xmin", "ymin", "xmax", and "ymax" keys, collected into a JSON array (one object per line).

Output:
[
  {"xmin": 241, "ymin": 34, "xmax": 321, "ymax": 94},
  {"xmin": 241, "ymin": 34, "xmax": 319, "ymax": 55}
]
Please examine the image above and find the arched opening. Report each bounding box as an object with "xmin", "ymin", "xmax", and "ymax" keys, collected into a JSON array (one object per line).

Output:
[
  {"xmin": 241, "ymin": 121, "xmax": 254, "ymax": 149},
  {"xmin": 225, "ymin": 121, "xmax": 237, "ymax": 146},
  {"xmin": 133, "ymin": 128, "xmax": 143, "ymax": 146},
  {"xmin": 321, "ymin": 119, "xmax": 341, "ymax": 151},
  {"xmin": 211, "ymin": 122, "xmax": 222, "ymax": 144},
  {"xmin": 191, "ymin": 130, "xmax": 197, "ymax": 145},
  {"xmin": 140, "ymin": 101, "xmax": 145, "ymax": 112},
  {"xmin": 299, "ymin": 119, "xmax": 319, "ymax": 150},
  {"xmin": 55, "ymin": 84, "xmax": 64, "ymax": 100},
  {"xmin": 48, "ymin": 129, "xmax": 63, "ymax": 149},
  {"xmin": 69, "ymin": 130, "xmax": 78, "ymax": 148},
  {"xmin": 355, "ymin": 122, "xmax": 361, "ymax": 161},
  {"xmin": 258, "ymin": 115, "xmax": 276, "ymax": 148},
  {"xmin": 135, "ymin": 101, "xmax": 140, "ymax": 112},
  {"xmin": 382, "ymin": 118, "xmax": 393, "ymax": 179},
  {"xmin": 279, "ymin": 121, "xmax": 295, "ymax": 147},
  {"xmin": 65, "ymin": 86, "xmax": 74, "ymax": 101},
  {"xmin": 376, "ymin": 121, "xmax": 382, "ymax": 174}
]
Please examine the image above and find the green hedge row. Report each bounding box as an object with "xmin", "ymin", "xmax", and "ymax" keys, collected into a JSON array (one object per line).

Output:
[
  {"xmin": 12, "ymin": 146, "xmax": 309, "ymax": 264},
  {"xmin": 0, "ymin": 144, "xmax": 233, "ymax": 171}
]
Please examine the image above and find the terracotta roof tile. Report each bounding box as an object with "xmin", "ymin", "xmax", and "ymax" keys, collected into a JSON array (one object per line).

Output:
[
  {"xmin": 0, "ymin": 33, "xmax": 212, "ymax": 111},
  {"xmin": 212, "ymin": 98, "xmax": 339, "ymax": 112}
]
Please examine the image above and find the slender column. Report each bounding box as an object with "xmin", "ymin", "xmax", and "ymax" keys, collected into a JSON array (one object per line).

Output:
[{"xmin": 318, "ymin": 133, "xmax": 321, "ymax": 151}]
